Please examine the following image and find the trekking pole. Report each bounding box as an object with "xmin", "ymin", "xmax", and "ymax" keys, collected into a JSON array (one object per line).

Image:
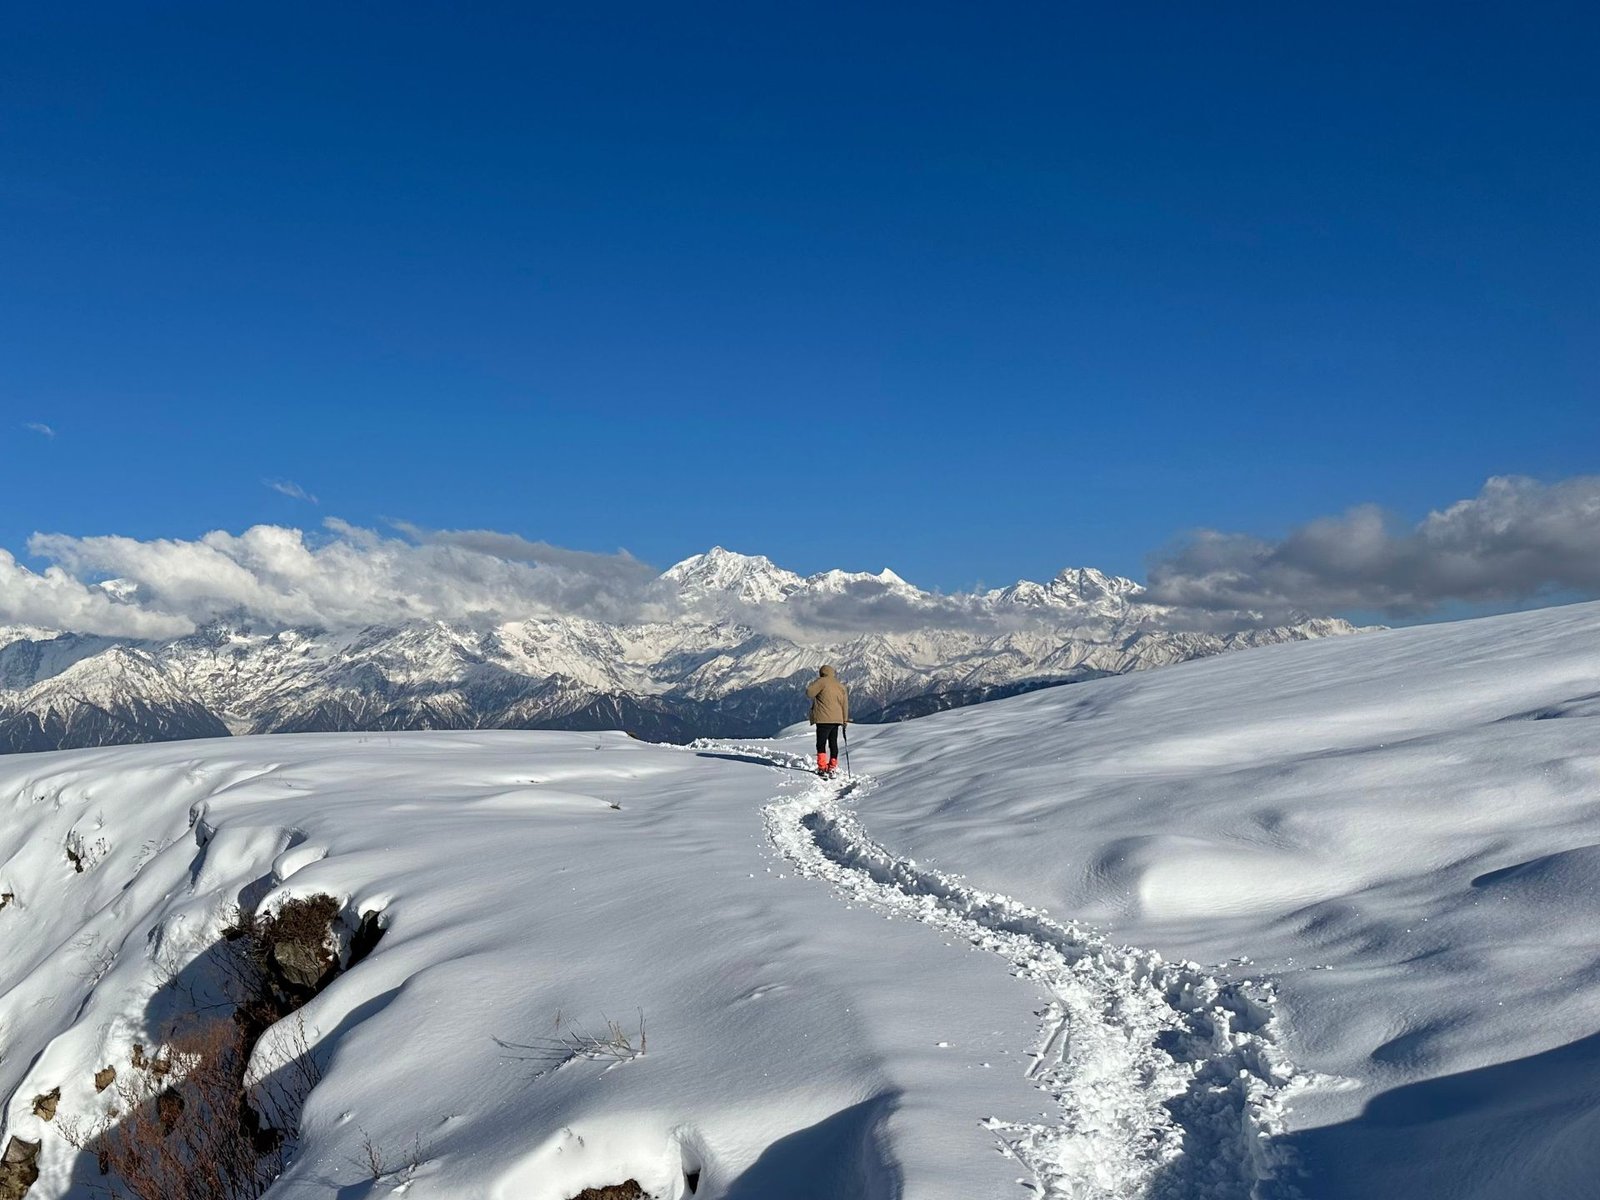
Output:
[{"xmin": 843, "ymin": 725, "xmax": 851, "ymax": 778}]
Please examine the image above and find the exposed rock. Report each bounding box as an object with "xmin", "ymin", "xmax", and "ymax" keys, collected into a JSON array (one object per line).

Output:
[
  {"xmin": 271, "ymin": 938, "xmax": 330, "ymax": 991},
  {"xmin": 347, "ymin": 909, "xmax": 384, "ymax": 966},
  {"xmin": 129, "ymin": 1044, "xmax": 168, "ymax": 1076},
  {"xmin": 0, "ymin": 1137, "xmax": 40, "ymax": 1200},
  {"xmin": 252, "ymin": 894, "xmax": 341, "ymax": 999},
  {"xmin": 570, "ymin": 1183, "xmax": 648, "ymax": 1200},
  {"xmin": 0, "ymin": 1142, "xmax": 35, "ymax": 1166},
  {"xmin": 30, "ymin": 1089, "xmax": 58, "ymax": 1122},
  {"xmin": 94, "ymin": 1065, "xmax": 116, "ymax": 1092}
]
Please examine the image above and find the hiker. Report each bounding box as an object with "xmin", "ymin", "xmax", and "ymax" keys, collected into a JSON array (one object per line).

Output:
[{"xmin": 806, "ymin": 664, "xmax": 849, "ymax": 776}]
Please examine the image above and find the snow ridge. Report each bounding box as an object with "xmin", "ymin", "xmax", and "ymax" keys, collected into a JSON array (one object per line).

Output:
[{"xmin": 760, "ymin": 754, "xmax": 1300, "ymax": 1200}]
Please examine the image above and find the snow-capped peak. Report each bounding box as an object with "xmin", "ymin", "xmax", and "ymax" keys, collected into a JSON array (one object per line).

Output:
[
  {"xmin": 1049, "ymin": 566, "xmax": 1144, "ymax": 603},
  {"xmin": 661, "ymin": 547, "xmax": 805, "ymax": 605},
  {"xmin": 665, "ymin": 550, "xmax": 1148, "ymax": 617},
  {"xmin": 95, "ymin": 578, "xmax": 142, "ymax": 604},
  {"xmin": 800, "ymin": 566, "xmax": 924, "ymax": 598},
  {"xmin": 985, "ymin": 567, "xmax": 1143, "ymax": 613},
  {"xmin": 0, "ymin": 544, "xmax": 1371, "ymax": 753}
]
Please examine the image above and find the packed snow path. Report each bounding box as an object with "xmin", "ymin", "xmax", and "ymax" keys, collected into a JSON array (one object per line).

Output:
[{"xmin": 750, "ymin": 749, "xmax": 1302, "ymax": 1200}]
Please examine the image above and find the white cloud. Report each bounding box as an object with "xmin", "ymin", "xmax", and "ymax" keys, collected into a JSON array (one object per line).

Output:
[
  {"xmin": 394, "ymin": 523, "xmax": 654, "ymax": 583},
  {"xmin": 2, "ymin": 520, "xmax": 1023, "ymax": 640},
  {"xmin": 387, "ymin": 523, "xmax": 677, "ymax": 624},
  {"xmin": 9, "ymin": 475, "xmax": 1597, "ymax": 641},
  {"xmin": 13, "ymin": 522, "xmax": 670, "ymax": 636},
  {"xmin": 0, "ymin": 550, "xmax": 190, "ymax": 639},
  {"xmin": 1147, "ymin": 475, "xmax": 1600, "ymax": 619},
  {"xmin": 22, "ymin": 422, "xmax": 55, "ymax": 438},
  {"xmin": 265, "ymin": 479, "xmax": 318, "ymax": 504}
]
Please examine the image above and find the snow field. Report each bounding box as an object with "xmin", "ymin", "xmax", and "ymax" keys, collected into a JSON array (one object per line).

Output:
[
  {"xmin": 840, "ymin": 598, "xmax": 1600, "ymax": 1198},
  {"xmin": 0, "ymin": 733, "xmax": 1071, "ymax": 1199}
]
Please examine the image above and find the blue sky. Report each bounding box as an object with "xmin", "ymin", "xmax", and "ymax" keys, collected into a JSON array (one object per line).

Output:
[{"xmin": 4, "ymin": 2, "xmax": 1597, "ymax": 598}]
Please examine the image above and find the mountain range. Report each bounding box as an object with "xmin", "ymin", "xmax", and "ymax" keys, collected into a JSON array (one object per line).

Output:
[{"xmin": 0, "ymin": 547, "xmax": 1367, "ymax": 752}]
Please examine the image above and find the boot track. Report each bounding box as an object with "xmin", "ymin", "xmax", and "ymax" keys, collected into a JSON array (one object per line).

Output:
[{"xmin": 748, "ymin": 750, "xmax": 1302, "ymax": 1200}]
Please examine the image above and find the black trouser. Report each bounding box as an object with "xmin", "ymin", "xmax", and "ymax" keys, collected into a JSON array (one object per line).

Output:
[{"xmin": 815, "ymin": 723, "xmax": 840, "ymax": 759}]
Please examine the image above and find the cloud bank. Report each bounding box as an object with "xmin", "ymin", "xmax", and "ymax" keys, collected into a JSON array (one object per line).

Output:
[
  {"xmin": 10, "ymin": 522, "xmax": 675, "ymax": 639},
  {"xmin": 0, "ymin": 550, "xmax": 192, "ymax": 639},
  {"xmin": 764, "ymin": 584, "xmax": 994, "ymax": 638},
  {"xmin": 1147, "ymin": 475, "xmax": 1600, "ymax": 619},
  {"xmin": 4, "ymin": 475, "xmax": 1598, "ymax": 641},
  {"xmin": 0, "ymin": 521, "xmax": 1039, "ymax": 640}
]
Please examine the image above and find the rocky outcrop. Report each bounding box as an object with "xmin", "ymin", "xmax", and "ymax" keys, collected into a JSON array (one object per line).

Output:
[
  {"xmin": 0, "ymin": 1138, "xmax": 39, "ymax": 1200},
  {"xmin": 29, "ymin": 1091, "xmax": 57, "ymax": 1123}
]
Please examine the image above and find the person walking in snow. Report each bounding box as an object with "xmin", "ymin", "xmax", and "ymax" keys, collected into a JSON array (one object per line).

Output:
[{"xmin": 806, "ymin": 664, "xmax": 849, "ymax": 776}]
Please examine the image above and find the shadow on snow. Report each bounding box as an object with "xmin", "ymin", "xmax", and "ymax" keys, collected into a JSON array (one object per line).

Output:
[{"xmin": 1266, "ymin": 1028, "xmax": 1600, "ymax": 1200}]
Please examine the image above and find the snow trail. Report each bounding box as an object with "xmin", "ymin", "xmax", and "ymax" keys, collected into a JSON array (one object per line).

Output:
[{"xmin": 753, "ymin": 751, "xmax": 1301, "ymax": 1200}]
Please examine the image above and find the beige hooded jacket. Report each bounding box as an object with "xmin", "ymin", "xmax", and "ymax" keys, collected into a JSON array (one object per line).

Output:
[{"xmin": 805, "ymin": 665, "xmax": 850, "ymax": 725}]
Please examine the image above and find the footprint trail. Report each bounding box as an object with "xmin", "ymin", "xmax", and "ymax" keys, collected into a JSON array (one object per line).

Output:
[{"xmin": 748, "ymin": 750, "xmax": 1302, "ymax": 1200}]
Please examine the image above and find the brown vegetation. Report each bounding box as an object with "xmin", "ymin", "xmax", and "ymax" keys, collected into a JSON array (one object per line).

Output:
[
  {"xmin": 570, "ymin": 1183, "xmax": 648, "ymax": 1200},
  {"xmin": 226, "ymin": 893, "xmax": 343, "ymax": 1013},
  {"xmin": 56, "ymin": 894, "xmax": 357, "ymax": 1200},
  {"xmin": 61, "ymin": 1018, "xmax": 320, "ymax": 1200}
]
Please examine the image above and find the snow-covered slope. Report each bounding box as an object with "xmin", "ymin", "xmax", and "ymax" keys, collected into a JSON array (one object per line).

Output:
[
  {"xmin": 0, "ymin": 732, "xmax": 1283, "ymax": 1200},
  {"xmin": 0, "ymin": 548, "xmax": 1367, "ymax": 753},
  {"xmin": 1, "ymin": 598, "xmax": 1594, "ymax": 1198},
  {"xmin": 841, "ymin": 597, "xmax": 1600, "ymax": 1199}
]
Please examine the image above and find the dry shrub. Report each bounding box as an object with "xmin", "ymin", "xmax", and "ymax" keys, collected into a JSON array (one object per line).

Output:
[
  {"xmin": 570, "ymin": 1183, "xmax": 648, "ymax": 1200},
  {"xmin": 253, "ymin": 896, "xmax": 340, "ymax": 970},
  {"xmin": 61, "ymin": 1017, "xmax": 320, "ymax": 1200},
  {"xmin": 227, "ymin": 894, "xmax": 342, "ymax": 1009},
  {"xmin": 59, "ymin": 895, "xmax": 357, "ymax": 1198}
]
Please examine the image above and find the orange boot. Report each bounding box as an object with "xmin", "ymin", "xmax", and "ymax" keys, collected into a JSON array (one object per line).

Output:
[
  {"xmin": 828, "ymin": 757, "xmax": 839, "ymax": 774},
  {"xmin": 817, "ymin": 752, "xmax": 831, "ymax": 775}
]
